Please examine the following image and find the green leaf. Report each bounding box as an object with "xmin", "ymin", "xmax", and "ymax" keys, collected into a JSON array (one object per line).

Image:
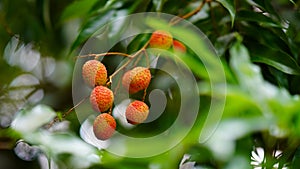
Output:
[
  {"xmin": 268, "ymin": 67, "xmax": 289, "ymax": 88},
  {"xmin": 246, "ymin": 0, "xmax": 281, "ymax": 20},
  {"xmin": 214, "ymin": 32, "xmax": 236, "ymax": 56},
  {"xmin": 60, "ymin": 0, "xmax": 100, "ymax": 22},
  {"xmin": 292, "ymin": 147, "xmax": 300, "ymax": 168},
  {"xmin": 11, "ymin": 104, "xmax": 56, "ymax": 133},
  {"xmin": 241, "ymin": 24, "xmax": 291, "ymax": 57},
  {"xmin": 237, "ymin": 10, "xmax": 281, "ymax": 27},
  {"xmin": 70, "ymin": 10, "xmax": 115, "ymax": 52},
  {"xmin": 229, "ymin": 41, "xmax": 277, "ymax": 107},
  {"xmin": 248, "ymin": 43, "xmax": 300, "ymax": 75},
  {"xmin": 127, "ymin": 33, "xmax": 150, "ymax": 53},
  {"xmin": 31, "ymin": 132, "xmax": 96, "ymax": 156},
  {"xmin": 229, "ymin": 42, "xmax": 299, "ymax": 137},
  {"xmin": 216, "ymin": 0, "xmax": 236, "ymax": 26}
]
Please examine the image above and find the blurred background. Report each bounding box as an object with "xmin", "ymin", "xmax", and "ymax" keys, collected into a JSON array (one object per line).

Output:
[{"xmin": 1, "ymin": 0, "xmax": 300, "ymax": 168}]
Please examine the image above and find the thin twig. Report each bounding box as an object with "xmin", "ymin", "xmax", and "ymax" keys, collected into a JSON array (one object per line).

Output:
[
  {"xmin": 170, "ymin": 0, "xmax": 207, "ymax": 25},
  {"xmin": 5, "ymin": 84, "xmax": 43, "ymax": 90},
  {"xmin": 107, "ymin": 58, "xmax": 133, "ymax": 87},
  {"xmin": 46, "ymin": 96, "xmax": 89, "ymax": 129}
]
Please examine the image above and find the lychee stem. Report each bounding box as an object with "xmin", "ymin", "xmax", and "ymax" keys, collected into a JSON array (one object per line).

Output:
[
  {"xmin": 144, "ymin": 50, "xmax": 150, "ymax": 69},
  {"xmin": 113, "ymin": 72, "xmax": 122, "ymax": 95},
  {"xmin": 170, "ymin": 0, "xmax": 206, "ymax": 25},
  {"xmin": 108, "ymin": 106, "xmax": 113, "ymax": 115},
  {"xmin": 132, "ymin": 54, "xmax": 142, "ymax": 68},
  {"xmin": 108, "ymin": 57, "xmax": 133, "ymax": 84},
  {"xmin": 108, "ymin": 41, "xmax": 150, "ymax": 83},
  {"xmin": 77, "ymin": 52, "xmax": 132, "ymax": 60},
  {"xmin": 142, "ymin": 87, "xmax": 148, "ymax": 102}
]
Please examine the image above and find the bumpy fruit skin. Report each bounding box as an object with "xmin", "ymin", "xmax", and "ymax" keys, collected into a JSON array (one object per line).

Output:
[
  {"xmin": 173, "ymin": 40, "xmax": 186, "ymax": 53},
  {"xmin": 90, "ymin": 86, "xmax": 114, "ymax": 112},
  {"xmin": 122, "ymin": 67, "xmax": 151, "ymax": 94},
  {"xmin": 125, "ymin": 101, "xmax": 149, "ymax": 125},
  {"xmin": 82, "ymin": 60, "xmax": 107, "ymax": 87},
  {"xmin": 93, "ymin": 113, "xmax": 116, "ymax": 140},
  {"xmin": 149, "ymin": 30, "xmax": 173, "ymax": 49}
]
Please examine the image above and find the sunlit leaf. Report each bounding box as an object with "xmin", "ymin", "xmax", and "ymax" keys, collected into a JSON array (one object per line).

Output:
[
  {"xmin": 204, "ymin": 118, "xmax": 269, "ymax": 161},
  {"xmin": 11, "ymin": 104, "xmax": 55, "ymax": 133},
  {"xmin": 4, "ymin": 36, "xmax": 40, "ymax": 72},
  {"xmin": 25, "ymin": 131, "xmax": 98, "ymax": 169},
  {"xmin": 179, "ymin": 154, "xmax": 196, "ymax": 169},
  {"xmin": 214, "ymin": 32, "xmax": 236, "ymax": 56}
]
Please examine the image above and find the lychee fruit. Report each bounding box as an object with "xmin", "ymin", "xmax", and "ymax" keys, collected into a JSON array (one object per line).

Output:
[
  {"xmin": 93, "ymin": 113, "xmax": 116, "ymax": 140},
  {"xmin": 125, "ymin": 100, "xmax": 149, "ymax": 125},
  {"xmin": 173, "ymin": 40, "xmax": 186, "ymax": 53},
  {"xmin": 149, "ymin": 30, "xmax": 173, "ymax": 49},
  {"xmin": 82, "ymin": 60, "xmax": 107, "ymax": 87},
  {"xmin": 122, "ymin": 67, "xmax": 151, "ymax": 94},
  {"xmin": 90, "ymin": 86, "xmax": 114, "ymax": 112}
]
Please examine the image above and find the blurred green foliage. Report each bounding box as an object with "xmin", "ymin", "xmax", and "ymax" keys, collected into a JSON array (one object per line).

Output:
[{"xmin": 1, "ymin": 0, "xmax": 300, "ymax": 169}]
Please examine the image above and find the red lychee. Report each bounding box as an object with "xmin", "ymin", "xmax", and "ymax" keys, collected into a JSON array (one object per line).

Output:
[
  {"xmin": 90, "ymin": 86, "xmax": 114, "ymax": 112},
  {"xmin": 82, "ymin": 60, "xmax": 107, "ymax": 87},
  {"xmin": 173, "ymin": 40, "xmax": 186, "ymax": 53},
  {"xmin": 149, "ymin": 30, "xmax": 173, "ymax": 49},
  {"xmin": 125, "ymin": 100, "xmax": 149, "ymax": 125},
  {"xmin": 93, "ymin": 113, "xmax": 116, "ymax": 140},
  {"xmin": 122, "ymin": 67, "xmax": 151, "ymax": 94}
]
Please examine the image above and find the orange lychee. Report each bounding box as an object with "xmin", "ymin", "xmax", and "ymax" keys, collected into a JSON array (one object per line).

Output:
[
  {"xmin": 149, "ymin": 30, "xmax": 173, "ymax": 49},
  {"xmin": 125, "ymin": 100, "xmax": 149, "ymax": 125},
  {"xmin": 82, "ymin": 60, "xmax": 107, "ymax": 87},
  {"xmin": 122, "ymin": 67, "xmax": 151, "ymax": 94},
  {"xmin": 90, "ymin": 86, "xmax": 114, "ymax": 112},
  {"xmin": 93, "ymin": 113, "xmax": 116, "ymax": 140}
]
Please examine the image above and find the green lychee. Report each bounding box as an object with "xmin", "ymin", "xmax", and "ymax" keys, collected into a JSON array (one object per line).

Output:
[
  {"xmin": 122, "ymin": 67, "xmax": 151, "ymax": 94},
  {"xmin": 149, "ymin": 30, "xmax": 173, "ymax": 49},
  {"xmin": 82, "ymin": 60, "xmax": 107, "ymax": 87},
  {"xmin": 125, "ymin": 100, "xmax": 149, "ymax": 125},
  {"xmin": 93, "ymin": 113, "xmax": 116, "ymax": 140},
  {"xmin": 90, "ymin": 86, "xmax": 114, "ymax": 112}
]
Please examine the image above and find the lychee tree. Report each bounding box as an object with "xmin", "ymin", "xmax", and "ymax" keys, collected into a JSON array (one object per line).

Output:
[{"xmin": 0, "ymin": 0, "xmax": 300, "ymax": 169}]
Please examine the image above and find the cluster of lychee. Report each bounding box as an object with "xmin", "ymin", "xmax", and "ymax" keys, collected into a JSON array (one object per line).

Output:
[
  {"xmin": 82, "ymin": 60, "xmax": 151, "ymax": 140},
  {"xmin": 81, "ymin": 30, "xmax": 186, "ymax": 141}
]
